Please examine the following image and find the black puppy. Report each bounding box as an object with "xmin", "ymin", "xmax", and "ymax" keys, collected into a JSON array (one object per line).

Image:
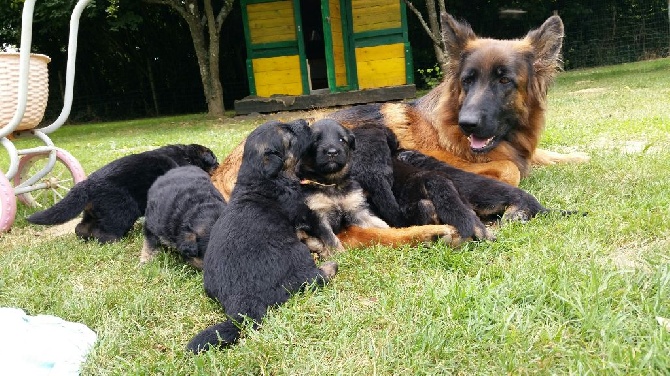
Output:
[
  {"xmin": 349, "ymin": 125, "xmax": 546, "ymax": 239},
  {"xmin": 298, "ymin": 119, "xmax": 388, "ymax": 259},
  {"xmin": 27, "ymin": 144, "xmax": 219, "ymax": 243},
  {"xmin": 141, "ymin": 165, "xmax": 226, "ymax": 269},
  {"xmin": 349, "ymin": 124, "xmax": 406, "ymax": 228},
  {"xmin": 392, "ymin": 156, "xmax": 493, "ymax": 240},
  {"xmin": 187, "ymin": 119, "xmax": 338, "ymax": 353},
  {"xmin": 396, "ymin": 150, "xmax": 548, "ymax": 222}
]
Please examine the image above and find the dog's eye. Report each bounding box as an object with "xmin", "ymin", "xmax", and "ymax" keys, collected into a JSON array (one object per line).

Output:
[
  {"xmin": 265, "ymin": 149, "xmax": 281, "ymax": 157},
  {"xmin": 462, "ymin": 76, "xmax": 474, "ymax": 85},
  {"xmin": 499, "ymin": 77, "xmax": 511, "ymax": 84},
  {"xmin": 339, "ymin": 138, "xmax": 346, "ymax": 144}
]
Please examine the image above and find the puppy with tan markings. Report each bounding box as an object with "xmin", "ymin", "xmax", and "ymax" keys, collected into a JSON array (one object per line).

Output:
[
  {"xmin": 298, "ymin": 119, "xmax": 388, "ymax": 259},
  {"xmin": 27, "ymin": 144, "xmax": 219, "ymax": 243},
  {"xmin": 396, "ymin": 150, "xmax": 549, "ymax": 223},
  {"xmin": 141, "ymin": 165, "xmax": 226, "ymax": 269},
  {"xmin": 187, "ymin": 119, "xmax": 338, "ymax": 353}
]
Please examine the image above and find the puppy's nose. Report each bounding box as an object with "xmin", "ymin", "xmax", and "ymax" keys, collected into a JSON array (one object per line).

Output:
[{"xmin": 326, "ymin": 148, "xmax": 339, "ymax": 157}]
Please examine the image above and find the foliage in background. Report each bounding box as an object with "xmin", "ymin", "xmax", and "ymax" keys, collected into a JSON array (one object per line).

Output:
[{"xmin": 416, "ymin": 63, "xmax": 443, "ymax": 89}]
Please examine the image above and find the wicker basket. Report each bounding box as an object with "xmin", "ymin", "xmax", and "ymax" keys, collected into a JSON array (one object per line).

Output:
[{"xmin": 0, "ymin": 52, "xmax": 50, "ymax": 131}]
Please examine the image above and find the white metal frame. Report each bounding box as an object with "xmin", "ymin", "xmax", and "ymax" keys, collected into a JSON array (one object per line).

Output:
[{"xmin": 1, "ymin": 0, "xmax": 92, "ymax": 195}]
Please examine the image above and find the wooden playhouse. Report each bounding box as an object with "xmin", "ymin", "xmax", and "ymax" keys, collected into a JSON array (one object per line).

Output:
[{"xmin": 234, "ymin": 0, "xmax": 415, "ymax": 114}]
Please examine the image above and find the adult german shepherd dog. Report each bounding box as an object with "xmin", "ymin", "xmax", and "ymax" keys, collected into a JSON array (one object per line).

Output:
[{"xmin": 211, "ymin": 13, "xmax": 586, "ymax": 247}]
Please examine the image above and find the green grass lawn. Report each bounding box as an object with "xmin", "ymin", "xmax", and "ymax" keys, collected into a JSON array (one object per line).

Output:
[{"xmin": 1, "ymin": 58, "xmax": 669, "ymax": 375}]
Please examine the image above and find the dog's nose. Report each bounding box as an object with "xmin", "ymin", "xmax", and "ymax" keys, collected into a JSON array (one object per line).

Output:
[
  {"xmin": 326, "ymin": 148, "xmax": 339, "ymax": 157},
  {"xmin": 458, "ymin": 111, "xmax": 480, "ymax": 133}
]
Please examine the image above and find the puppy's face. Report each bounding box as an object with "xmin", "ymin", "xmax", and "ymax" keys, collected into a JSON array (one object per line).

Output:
[
  {"xmin": 302, "ymin": 119, "xmax": 355, "ymax": 178},
  {"xmin": 186, "ymin": 144, "xmax": 219, "ymax": 174},
  {"xmin": 241, "ymin": 119, "xmax": 312, "ymax": 180}
]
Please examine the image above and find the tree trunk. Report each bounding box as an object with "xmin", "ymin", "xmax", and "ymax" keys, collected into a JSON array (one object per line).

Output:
[
  {"xmin": 144, "ymin": 0, "xmax": 233, "ymax": 117},
  {"xmin": 147, "ymin": 58, "xmax": 160, "ymax": 116},
  {"xmin": 404, "ymin": 0, "xmax": 448, "ymax": 70}
]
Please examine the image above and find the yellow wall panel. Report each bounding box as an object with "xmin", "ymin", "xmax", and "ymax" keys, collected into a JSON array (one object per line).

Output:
[
  {"xmin": 253, "ymin": 55, "xmax": 303, "ymax": 96},
  {"xmin": 351, "ymin": 0, "xmax": 400, "ymax": 32},
  {"xmin": 356, "ymin": 43, "xmax": 404, "ymax": 61},
  {"xmin": 247, "ymin": 1, "xmax": 296, "ymax": 44},
  {"xmin": 355, "ymin": 44, "xmax": 406, "ymax": 89}
]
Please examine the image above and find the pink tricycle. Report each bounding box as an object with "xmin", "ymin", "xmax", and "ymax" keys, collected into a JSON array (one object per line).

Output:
[{"xmin": 1, "ymin": 0, "xmax": 92, "ymax": 232}]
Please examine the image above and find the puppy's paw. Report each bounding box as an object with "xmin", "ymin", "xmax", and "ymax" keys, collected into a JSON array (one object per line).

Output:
[
  {"xmin": 139, "ymin": 239, "xmax": 159, "ymax": 265},
  {"xmin": 431, "ymin": 225, "xmax": 463, "ymax": 247},
  {"xmin": 319, "ymin": 261, "xmax": 338, "ymax": 279},
  {"xmin": 300, "ymin": 233, "xmax": 344, "ymax": 260},
  {"xmin": 501, "ymin": 205, "xmax": 534, "ymax": 222},
  {"xmin": 473, "ymin": 223, "xmax": 496, "ymax": 241},
  {"xmin": 325, "ymin": 236, "xmax": 345, "ymax": 254}
]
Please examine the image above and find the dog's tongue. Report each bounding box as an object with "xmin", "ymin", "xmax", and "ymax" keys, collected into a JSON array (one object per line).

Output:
[{"xmin": 468, "ymin": 135, "xmax": 490, "ymax": 149}]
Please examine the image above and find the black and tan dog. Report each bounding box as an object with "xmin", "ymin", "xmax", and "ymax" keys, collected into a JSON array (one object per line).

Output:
[
  {"xmin": 187, "ymin": 119, "xmax": 338, "ymax": 353},
  {"xmin": 395, "ymin": 150, "xmax": 549, "ymax": 223},
  {"xmin": 345, "ymin": 124, "xmax": 552, "ymax": 241},
  {"xmin": 298, "ymin": 119, "xmax": 389, "ymax": 259},
  {"xmin": 27, "ymin": 144, "xmax": 218, "ymax": 243},
  {"xmin": 140, "ymin": 165, "xmax": 226, "ymax": 269},
  {"xmin": 210, "ymin": 13, "xmax": 587, "ymax": 249},
  {"xmin": 349, "ymin": 125, "xmax": 494, "ymax": 241}
]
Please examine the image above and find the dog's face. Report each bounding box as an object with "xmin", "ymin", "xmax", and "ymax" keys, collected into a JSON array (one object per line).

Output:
[
  {"xmin": 240, "ymin": 119, "xmax": 312, "ymax": 181},
  {"xmin": 441, "ymin": 13, "xmax": 563, "ymax": 153},
  {"xmin": 301, "ymin": 119, "xmax": 355, "ymax": 180},
  {"xmin": 185, "ymin": 144, "xmax": 219, "ymax": 174}
]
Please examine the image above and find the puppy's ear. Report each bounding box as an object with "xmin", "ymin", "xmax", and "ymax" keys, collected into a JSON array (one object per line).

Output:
[
  {"xmin": 287, "ymin": 119, "xmax": 311, "ymax": 140},
  {"xmin": 347, "ymin": 129, "xmax": 356, "ymax": 151},
  {"xmin": 261, "ymin": 150, "xmax": 284, "ymax": 178}
]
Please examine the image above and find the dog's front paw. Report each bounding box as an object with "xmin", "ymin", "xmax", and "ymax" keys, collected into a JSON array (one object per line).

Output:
[
  {"xmin": 299, "ymin": 231, "xmax": 344, "ymax": 259},
  {"xmin": 566, "ymin": 151, "xmax": 591, "ymax": 163},
  {"xmin": 319, "ymin": 261, "xmax": 338, "ymax": 279},
  {"xmin": 473, "ymin": 223, "xmax": 496, "ymax": 241},
  {"xmin": 139, "ymin": 239, "xmax": 159, "ymax": 265},
  {"xmin": 431, "ymin": 225, "xmax": 464, "ymax": 247}
]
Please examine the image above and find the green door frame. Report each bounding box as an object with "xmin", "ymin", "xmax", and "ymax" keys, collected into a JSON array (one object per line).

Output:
[
  {"xmin": 321, "ymin": 0, "xmax": 355, "ymax": 92},
  {"xmin": 291, "ymin": 0, "xmax": 311, "ymax": 94}
]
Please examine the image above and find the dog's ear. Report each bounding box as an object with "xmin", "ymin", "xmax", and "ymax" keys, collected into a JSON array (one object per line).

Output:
[
  {"xmin": 346, "ymin": 129, "xmax": 356, "ymax": 151},
  {"xmin": 261, "ymin": 149, "xmax": 284, "ymax": 179},
  {"xmin": 441, "ymin": 12, "xmax": 476, "ymax": 61},
  {"xmin": 286, "ymin": 119, "xmax": 311, "ymax": 140},
  {"xmin": 525, "ymin": 15, "xmax": 564, "ymax": 69}
]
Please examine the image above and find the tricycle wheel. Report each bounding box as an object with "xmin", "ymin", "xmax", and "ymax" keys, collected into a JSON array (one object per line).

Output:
[
  {"xmin": 0, "ymin": 173, "xmax": 17, "ymax": 232},
  {"xmin": 14, "ymin": 148, "xmax": 86, "ymax": 208}
]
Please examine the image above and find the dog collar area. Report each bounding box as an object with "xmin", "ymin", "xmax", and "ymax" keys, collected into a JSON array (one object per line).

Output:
[{"xmin": 300, "ymin": 179, "xmax": 336, "ymax": 187}]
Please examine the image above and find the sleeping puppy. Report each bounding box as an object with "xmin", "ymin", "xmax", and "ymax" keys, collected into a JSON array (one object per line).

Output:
[
  {"xmin": 141, "ymin": 165, "xmax": 227, "ymax": 269},
  {"xmin": 349, "ymin": 125, "xmax": 543, "ymax": 240},
  {"xmin": 298, "ymin": 119, "xmax": 388, "ymax": 259},
  {"xmin": 348, "ymin": 124, "xmax": 406, "ymax": 228},
  {"xmin": 187, "ymin": 119, "xmax": 338, "ymax": 353},
  {"xmin": 27, "ymin": 144, "xmax": 219, "ymax": 243},
  {"xmin": 396, "ymin": 150, "xmax": 549, "ymax": 222},
  {"xmin": 392, "ymin": 156, "xmax": 493, "ymax": 240}
]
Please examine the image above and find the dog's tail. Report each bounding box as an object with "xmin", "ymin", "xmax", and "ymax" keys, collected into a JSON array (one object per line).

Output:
[
  {"xmin": 186, "ymin": 320, "xmax": 242, "ymax": 354},
  {"xmin": 27, "ymin": 182, "xmax": 88, "ymax": 225}
]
